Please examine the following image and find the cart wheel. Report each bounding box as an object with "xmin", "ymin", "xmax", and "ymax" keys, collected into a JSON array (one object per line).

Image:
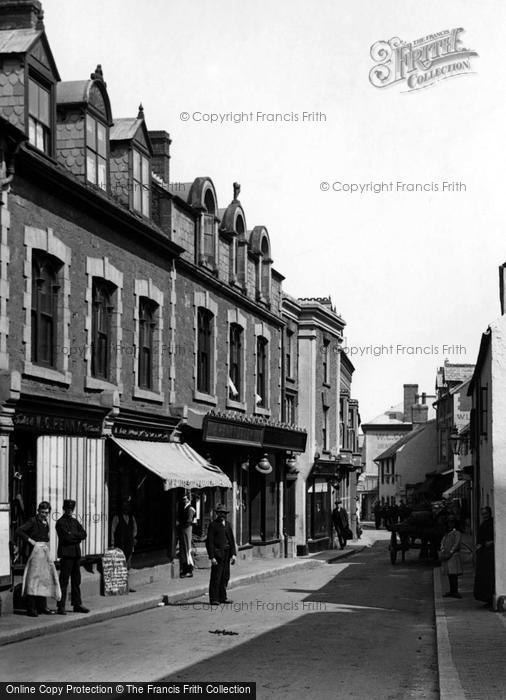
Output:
[{"xmin": 389, "ymin": 533, "xmax": 398, "ymax": 565}]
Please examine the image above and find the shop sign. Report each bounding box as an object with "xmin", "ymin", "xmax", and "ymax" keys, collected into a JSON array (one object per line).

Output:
[
  {"xmin": 112, "ymin": 424, "xmax": 171, "ymax": 441},
  {"xmin": 14, "ymin": 412, "xmax": 102, "ymax": 435},
  {"xmin": 203, "ymin": 416, "xmax": 264, "ymax": 446}
]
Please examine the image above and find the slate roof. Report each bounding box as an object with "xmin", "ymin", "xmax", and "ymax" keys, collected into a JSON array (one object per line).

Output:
[
  {"xmin": 0, "ymin": 28, "xmax": 39, "ymax": 53},
  {"xmin": 110, "ymin": 117, "xmax": 142, "ymax": 141},
  {"xmin": 57, "ymin": 80, "xmax": 92, "ymax": 105}
]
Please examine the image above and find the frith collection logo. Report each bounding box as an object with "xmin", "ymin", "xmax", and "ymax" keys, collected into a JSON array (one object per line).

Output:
[{"xmin": 369, "ymin": 28, "xmax": 478, "ymax": 91}]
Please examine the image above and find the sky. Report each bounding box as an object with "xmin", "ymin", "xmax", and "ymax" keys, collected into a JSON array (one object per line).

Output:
[{"xmin": 40, "ymin": 0, "xmax": 506, "ymax": 423}]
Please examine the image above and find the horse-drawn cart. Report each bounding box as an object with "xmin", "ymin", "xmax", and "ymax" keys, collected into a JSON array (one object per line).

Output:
[{"xmin": 389, "ymin": 507, "xmax": 446, "ymax": 564}]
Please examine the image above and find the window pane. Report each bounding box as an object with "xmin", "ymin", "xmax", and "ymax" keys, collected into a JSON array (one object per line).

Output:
[
  {"xmin": 86, "ymin": 115, "xmax": 96, "ymax": 151},
  {"xmin": 141, "ymin": 156, "xmax": 149, "ymax": 185},
  {"xmin": 133, "ymin": 182, "xmax": 141, "ymax": 211},
  {"xmin": 28, "ymin": 116, "xmax": 36, "ymax": 146},
  {"xmin": 133, "ymin": 150, "xmax": 140, "ymax": 180},
  {"xmin": 28, "ymin": 79, "xmax": 38, "ymax": 117},
  {"xmin": 87, "ymin": 152, "xmax": 97, "ymax": 184},
  {"xmin": 97, "ymin": 158, "xmax": 107, "ymax": 190},
  {"xmin": 96, "ymin": 122, "xmax": 107, "ymax": 157},
  {"xmin": 38, "ymin": 86, "xmax": 49, "ymax": 126},
  {"xmin": 142, "ymin": 186, "xmax": 149, "ymax": 216},
  {"xmin": 36, "ymin": 122, "xmax": 44, "ymax": 150}
]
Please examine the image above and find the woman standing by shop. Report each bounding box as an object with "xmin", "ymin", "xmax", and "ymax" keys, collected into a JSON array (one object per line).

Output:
[{"xmin": 16, "ymin": 501, "xmax": 61, "ymax": 616}]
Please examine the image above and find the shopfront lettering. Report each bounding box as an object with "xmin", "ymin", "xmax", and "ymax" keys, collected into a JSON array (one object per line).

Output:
[{"xmin": 14, "ymin": 413, "xmax": 102, "ymax": 435}]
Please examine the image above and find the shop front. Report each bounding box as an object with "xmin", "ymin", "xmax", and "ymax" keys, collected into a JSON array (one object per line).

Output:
[
  {"xmin": 199, "ymin": 411, "xmax": 307, "ymax": 559},
  {"xmin": 109, "ymin": 410, "xmax": 232, "ymax": 567}
]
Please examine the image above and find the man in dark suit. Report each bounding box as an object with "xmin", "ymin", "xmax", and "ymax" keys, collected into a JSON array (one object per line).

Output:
[
  {"xmin": 56, "ymin": 499, "xmax": 89, "ymax": 614},
  {"xmin": 205, "ymin": 503, "xmax": 236, "ymax": 605}
]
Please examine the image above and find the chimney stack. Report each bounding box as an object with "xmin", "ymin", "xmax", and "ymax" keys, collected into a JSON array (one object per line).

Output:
[
  {"xmin": 412, "ymin": 403, "xmax": 428, "ymax": 425},
  {"xmin": 0, "ymin": 0, "xmax": 43, "ymax": 30},
  {"xmin": 403, "ymin": 384, "xmax": 418, "ymax": 423},
  {"xmin": 149, "ymin": 130, "xmax": 171, "ymax": 185}
]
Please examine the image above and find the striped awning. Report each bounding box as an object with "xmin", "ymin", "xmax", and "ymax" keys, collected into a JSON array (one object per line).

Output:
[{"xmin": 110, "ymin": 438, "xmax": 231, "ymax": 490}]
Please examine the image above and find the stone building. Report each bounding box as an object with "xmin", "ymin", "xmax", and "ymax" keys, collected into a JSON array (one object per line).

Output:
[{"xmin": 0, "ymin": 0, "xmax": 308, "ymax": 612}]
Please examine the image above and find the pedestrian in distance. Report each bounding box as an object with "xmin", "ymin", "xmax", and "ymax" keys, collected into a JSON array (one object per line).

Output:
[
  {"xmin": 205, "ymin": 503, "xmax": 236, "ymax": 605},
  {"xmin": 177, "ymin": 494, "xmax": 196, "ymax": 578},
  {"xmin": 332, "ymin": 499, "xmax": 349, "ymax": 550},
  {"xmin": 56, "ymin": 499, "xmax": 89, "ymax": 614},
  {"xmin": 373, "ymin": 501, "xmax": 382, "ymax": 529},
  {"xmin": 111, "ymin": 498, "xmax": 138, "ymax": 592},
  {"xmin": 474, "ymin": 506, "xmax": 494, "ymax": 607},
  {"xmin": 15, "ymin": 501, "xmax": 61, "ymax": 616},
  {"xmin": 440, "ymin": 516, "xmax": 463, "ymax": 598}
]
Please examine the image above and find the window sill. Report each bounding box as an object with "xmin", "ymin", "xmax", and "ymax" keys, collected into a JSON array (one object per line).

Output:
[
  {"xmin": 85, "ymin": 376, "xmax": 120, "ymax": 392},
  {"xmin": 254, "ymin": 406, "xmax": 271, "ymax": 417},
  {"xmin": 226, "ymin": 398, "xmax": 246, "ymax": 412},
  {"xmin": 193, "ymin": 390, "xmax": 217, "ymax": 406},
  {"xmin": 133, "ymin": 387, "xmax": 165, "ymax": 403},
  {"xmin": 323, "ymin": 382, "xmax": 331, "ymax": 389},
  {"xmin": 286, "ymin": 376, "xmax": 296, "ymax": 384},
  {"xmin": 23, "ymin": 363, "xmax": 71, "ymax": 386}
]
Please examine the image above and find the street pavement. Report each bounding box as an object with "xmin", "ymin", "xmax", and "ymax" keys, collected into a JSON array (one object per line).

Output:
[{"xmin": 2, "ymin": 526, "xmax": 504, "ymax": 699}]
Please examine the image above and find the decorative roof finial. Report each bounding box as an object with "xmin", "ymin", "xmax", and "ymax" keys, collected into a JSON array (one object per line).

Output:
[
  {"xmin": 137, "ymin": 103, "xmax": 144, "ymax": 120},
  {"xmin": 36, "ymin": 8, "xmax": 44, "ymax": 31},
  {"xmin": 233, "ymin": 182, "xmax": 241, "ymax": 201},
  {"xmin": 91, "ymin": 64, "xmax": 104, "ymax": 82}
]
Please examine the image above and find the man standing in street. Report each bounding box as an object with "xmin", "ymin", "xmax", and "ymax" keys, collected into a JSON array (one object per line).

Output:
[
  {"xmin": 332, "ymin": 499, "xmax": 349, "ymax": 550},
  {"xmin": 56, "ymin": 499, "xmax": 89, "ymax": 615},
  {"xmin": 205, "ymin": 503, "xmax": 236, "ymax": 605},
  {"xmin": 177, "ymin": 494, "xmax": 196, "ymax": 578}
]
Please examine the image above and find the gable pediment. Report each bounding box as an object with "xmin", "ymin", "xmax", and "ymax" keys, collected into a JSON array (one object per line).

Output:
[{"xmin": 28, "ymin": 33, "xmax": 60, "ymax": 81}]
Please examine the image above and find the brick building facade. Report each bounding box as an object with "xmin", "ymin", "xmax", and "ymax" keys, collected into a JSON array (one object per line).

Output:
[{"xmin": 0, "ymin": 0, "xmax": 312, "ymax": 612}]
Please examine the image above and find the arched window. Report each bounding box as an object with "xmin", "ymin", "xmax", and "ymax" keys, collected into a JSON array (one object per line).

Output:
[
  {"xmin": 31, "ymin": 253, "xmax": 60, "ymax": 367},
  {"xmin": 261, "ymin": 236, "xmax": 271, "ymax": 301},
  {"xmin": 202, "ymin": 189, "xmax": 216, "ymax": 266},
  {"xmin": 138, "ymin": 297, "xmax": 158, "ymax": 390},
  {"xmin": 91, "ymin": 279, "xmax": 114, "ymax": 379}
]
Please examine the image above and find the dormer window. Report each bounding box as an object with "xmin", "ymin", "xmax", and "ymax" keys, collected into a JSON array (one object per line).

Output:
[
  {"xmin": 28, "ymin": 77, "xmax": 51, "ymax": 154},
  {"xmin": 133, "ymin": 149, "xmax": 150, "ymax": 216},
  {"xmin": 86, "ymin": 114, "xmax": 107, "ymax": 190}
]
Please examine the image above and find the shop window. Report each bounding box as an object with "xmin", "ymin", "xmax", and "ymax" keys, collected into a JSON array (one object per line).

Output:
[
  {"xmin": 229, "ymin": 323, "xmax": 242, "ymax": 399},
  {"xmin": 86, "ymin": 114, "xmax": 108, "ymax": 190},
  {"xmin": 256, "ymin": 336, "xmax": 268, "ymax": 407},
  {"xmin": 31, "ymin": 252, "xmax": 60, "ymax": 368},
  {"xmin": 28, "ymin": 77, "xmax": 51, "ymax": 155},
  {"xmin": 133, "ymin": 149, "xmax": 150, "ymax": 216},
  {"xmin": 91, "ymin": 279, "xmax": 114, "ymax": 380},
  {"xmin": 138, "ymin": 297, "xmax": 158, "ymax": 390},
  {"xmin": 197, "ymin": 307, "xmax": 213, "ymax": 394}
]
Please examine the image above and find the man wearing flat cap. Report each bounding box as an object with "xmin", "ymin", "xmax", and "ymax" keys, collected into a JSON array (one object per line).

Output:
[
  {"xmin": 56, "ymin": 499, "xmax": 89, "ymax": 614},
  {"xmin": 205, "ymin": 503, "xmax": 236, "ymax": 605}
]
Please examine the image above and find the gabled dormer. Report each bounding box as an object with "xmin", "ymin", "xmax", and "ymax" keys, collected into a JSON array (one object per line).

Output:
[
  {"xmin": 110, "ymin": 105, "xmax": 153, "ymax": 218},
  {"xmin": 0, "ymin": 0, "xmax": 60, "ymax": 158},
  {"xmin": 56, "ymin": 66, "xmax": 113, "ymax": 190},
  {"xmin": 220, "ymin": 182, "xmax": 247, "ymax": 288}
]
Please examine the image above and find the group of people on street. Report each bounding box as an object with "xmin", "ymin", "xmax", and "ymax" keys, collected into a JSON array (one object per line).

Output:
[
  {"xmin": 15, "ymin": 492, "xmax": 496, "ymax": 616},
  {"xmin": 16, "ymin": 499, "xmax": 89, "ymax": 616},
  {"xmin": 438, "ymin": 505, "xmax": 494, "ymax": 604}
]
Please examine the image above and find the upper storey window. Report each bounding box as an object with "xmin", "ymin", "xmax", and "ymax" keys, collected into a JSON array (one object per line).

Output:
[
  {"xmin": 133, "ymin": 149, "xmax": 150, "ymax": 216},
  {"xmin": 28, "ymin": 78, "xmax": 51, "ymax": 154},
  {"xmin": 202, "ymin": 188, "xmax": 216, "ymax": 266},
  {"xmin": 86, "ymin": 114, "xmax": 107, "ymax": 190}
]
